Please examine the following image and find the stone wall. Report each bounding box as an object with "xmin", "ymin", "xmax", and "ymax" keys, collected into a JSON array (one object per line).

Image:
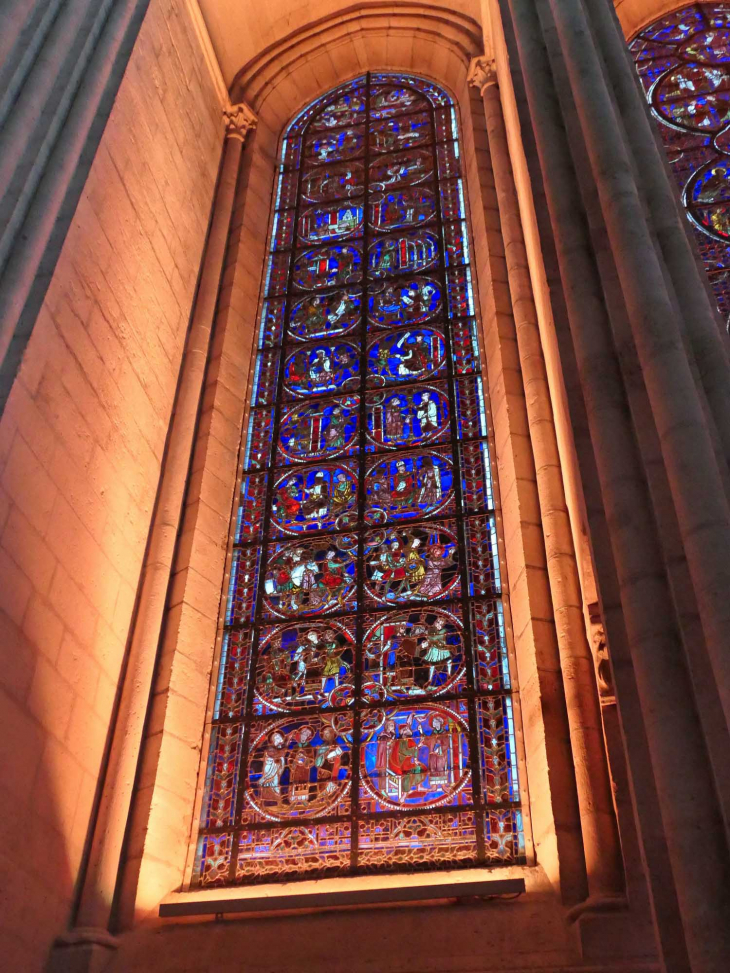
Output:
[{"xmin": 0, "ymin": 1, "xmax": 223, "ymax": 967}]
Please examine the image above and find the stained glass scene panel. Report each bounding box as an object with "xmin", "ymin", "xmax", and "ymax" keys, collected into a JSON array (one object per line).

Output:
[
  {"xmin": 630, "ymin": 3, "xmax": 730, "ymax": 321},
  {"xmin": 194, "ymin": 73, "xmax": 523, "ymax": 887}
]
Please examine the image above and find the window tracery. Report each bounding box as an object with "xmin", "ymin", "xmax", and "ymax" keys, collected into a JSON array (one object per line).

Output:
[
  {"xmin": 193, "ymin": 74, "xmax": 524, "ymax": 887},
  {"xmin": 630, "ymin": 3, "xmax": 730, "ymax": 320}
]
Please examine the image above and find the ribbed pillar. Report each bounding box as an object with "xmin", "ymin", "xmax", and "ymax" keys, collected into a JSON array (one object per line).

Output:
[
  {"xmin": 499, "ymin": 0, "xmax": 730, "ymax": 967},
  {"xmin": 468, "ymin": 56, "xmax": 623, "ymax": 905},
  {"xmin": 546, "ymin": 0, "xmax": 730, "ymax": 737},
  {"xmin": 0, "ymin": 0, "xmax": 153, "ymax": 412},
  {"xmin": 49, "ymin": 111, "xmax": 253, "ymax": 968},
  {"xmin": 583, "ymin": 0, "xmax": 730, "ymax": 476}
]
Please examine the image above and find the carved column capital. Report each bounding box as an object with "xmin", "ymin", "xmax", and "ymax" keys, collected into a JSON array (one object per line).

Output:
[
  {"xmin": 224, "ymin": 101, "xmax": 257, "ymax": 142},
  {"xmin": 468, "ymin": 55, "xmax": 498, "ymax": 94}
]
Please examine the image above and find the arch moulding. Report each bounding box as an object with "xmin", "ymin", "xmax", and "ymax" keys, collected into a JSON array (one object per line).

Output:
[{"xmin": 116, "ymin": 9, "xmax": 606, "ymax": 964}]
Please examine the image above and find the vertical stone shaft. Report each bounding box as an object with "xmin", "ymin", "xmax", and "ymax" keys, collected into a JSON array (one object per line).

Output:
[
  {"xmin": 74, "ymin": 129, "xmax": 243, "ymax": 931},
  {"xmin": 503, "ymin": 0, "xmax": 730, "ymax": 967},
  {"xmin": 545, "ymin": 0, "xmax": 730, "ymax": 734},
  {"xmin": 477, "ymin": 71, "xmax": 623, "ymax": 902},
  {"xmin": 0, "ymin": 0, "xmax": 152, "ymax": 411},
  {"xmin": 583, "ymin": 0, "xmax": 730, "ymax": 475}
]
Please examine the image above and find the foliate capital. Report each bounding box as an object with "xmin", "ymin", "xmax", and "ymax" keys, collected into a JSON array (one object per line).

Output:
[
  {"xmin": 224, "ymin": 101, "xmax": 257, "ymax": 142},
  {"xmin": 467, "ymin": 55, "xmax": 498, "ymax": 94}
]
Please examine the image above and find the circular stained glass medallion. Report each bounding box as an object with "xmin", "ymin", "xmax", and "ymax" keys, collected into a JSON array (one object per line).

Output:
[
  {"xmin": 293, "ymin": 244, "xmax": 363, "ymax": 290},
  {"xmin": 363, "ymin": 523, "xmax": 459, "ymax": 606},
  {"xmin": 288, "ymin": 289, "xmax": 361, "ymax": 342},
  {"xmin": 254, "ymin": 620, "xmax": 355, "ymax": 712},
  {"xmin": 366, "ymin": 328, "xmax": 446, "ymax": 387},
  {"xmin": 271, "ymin": 464, "xmax": 358, "ymax": 534},
  {"xmin": 245, "ymin": 713, "xmax": 353, "ymax": 821},
  {"xmin": 366, "ymin": 385, "xmax": 449, "ymax": 450},
  {"xmin": 263, "ymin": 536, "xmax": 357, "ymax": 618},
  {"xmin": 278, "ymin": 396, "xmax": 359, "ymax": 463},
  {"xmin": 283, "ymin": 341, "xmax": 360, "ymax": 397},
  {"xmin": 364, "ymin": 450, "xmax": 454, "ymax": 524},
  {"xmin": 368, "ymin": 276, "xmax": 442, "ymax": 327},
  {"xmin": 362, "ymin": 607, "xmax": 465, "ymax": 701}
]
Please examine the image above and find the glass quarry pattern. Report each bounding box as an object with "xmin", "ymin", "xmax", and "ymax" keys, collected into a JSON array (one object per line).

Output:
[
  {"xmin": 630, "ymin": 3, "xmax": 730, "ymax": 322},
  {"xmin": 194, "ymin": 74, "xmax": 524, "ymax": 887}
]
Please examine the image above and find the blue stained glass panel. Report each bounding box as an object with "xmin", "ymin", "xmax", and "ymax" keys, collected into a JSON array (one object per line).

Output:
[
  {"xmin": 363, "ymin": 520, "xmax": 461, "ymax": 607},
  {"xmin": 368, "ymin": 230, "xmax": 440, "ymax": 276},
  {"xmin": 370, "ymin": 112, "xmax": 432, "ymax": 154},
  {"xmin": 288, "ymin": 288, "xmax": 361, "ymax": 342},
  {"xmin": 270, "ymin": 462, "xmax": 359, "ymax": 535},
  {"xmin": 364, "ymin": 447, "xmax": 456, "ymax": 523},
  {"xmin": 252, "ymin": 619, "xmax": 357, "ymax": 714},
  {"xmin": 301, "ymin": 161, "xmax": 365, "ymax": 202},
  {"xmin": 282, "ymin": 341, "xmax": 360, "ymax": 398},
  {"xmin": 361, "ymin": 604, "xmax": 467, "ymax": 701},
  {"xmin": 298, "ymin": 200, "xmax": 364, "ymax": 244},
  {"xmin": 293, "ymin": 243, "xmax": 363, "ymax": 289},
  {"xmin": 368, "ymin": 276, "xmax": 442, "ymax": 328},
  {"xmin": 304, "ymin": 127, "xmax": 364, "ymax": 164},
  {"xmin": 359, "ymin": 701, "xmax": 473, "ymax": 813},
  {"xmin": 365, "ymin": 383, "xmax": 451, "ymax": 451},
  {"xmin": 370, "ymin": 150, "xmax": 434, "ymax": 188},
  {"xmin": 366, "ymin": 326, "xmax": 447, "ymax": 386},
  {"xmin": 196, "ymin": 73, "xmax": 523, "ymax": 888},
  {"xmin": 277, "ymin": 394, "xmax": 360, "ymax": 465},
  {"xmin": 262, "ymin": 534, "xmax": 358, "ymax": 620}
]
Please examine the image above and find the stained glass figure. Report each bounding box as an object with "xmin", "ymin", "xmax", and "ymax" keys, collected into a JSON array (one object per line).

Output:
[
  {"xmin": 195, "ymin": 73, "xmax": 524, "ymax": 888},
  {"xmin": 366, "ymin": 327, "xmax": 447, "ymax": 385},
  {"xmin": 366, "ymin": 385, "xmax": 451, "ymax": 449},
  {"xmin": 302, "ymin": 162, "xmax": 365, "ymax": 202},
  {"xmin": 630, "ymin": 4, "xmax": 730, "ymax": 321},
  {"xmin": 368, "ymin": 230, "xmax": 440, "ymax": 275},
  {"xmin": 271, "ymin": 463, "xmax": 358, "ymax": 534},
  {"xmin": 289, "ymin": 289, "xmax": 361, "ymax": 341},
  {"xmin": 277, "ymin": 395, "xmax": 359, "ymax": 463},
  {"xmin": 364, "ymin": 448, "xmax": 455, "ymax": 523},
  {"xmin": 253, "ymin": 620, "xmax": 356, "ymax": 713},
  {"xmin": 362, "ymin": 607, "xmax": 466, "ymax": 700},
  {"xmin": 283, "ymin": 341, "xmax": 360, "ymax": 397}
]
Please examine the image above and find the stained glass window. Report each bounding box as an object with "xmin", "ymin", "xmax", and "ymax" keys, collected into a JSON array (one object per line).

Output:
[
  {"xmin": 630, "ymin": 3, "xmax": 730, "ymax": 322},
  {"xmin": 193, "ymin": 74, "xmax": 524, "ymax": 888}
]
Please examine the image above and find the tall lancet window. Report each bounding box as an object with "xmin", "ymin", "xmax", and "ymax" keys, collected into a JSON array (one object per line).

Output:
[
  {"xmin": 630, "ymin": 3, "xmax": 730, "ymax": 321},
  {"xmin": 193, "ymin": 74, "xmax": 524, "ymax": 887}
]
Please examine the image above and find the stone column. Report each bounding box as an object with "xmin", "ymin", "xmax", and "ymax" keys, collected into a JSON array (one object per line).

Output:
[
  {"xmin": 467, "ymin": 53, "xmax": 623, "ymax": 906},
  {"xmin": 47, "ymin": 103, "xmax": 255, "ymax": 973},
  {"xmin": 0, "ymin": 0, "xmax": 153, "ymax": 412},
  {"xmin": 583, "ymin": 0, "xmax": 730, "ymax": 473},
  {"xmin": 497, "ymin": 0, "xmax": 730, "ymax": 967}
]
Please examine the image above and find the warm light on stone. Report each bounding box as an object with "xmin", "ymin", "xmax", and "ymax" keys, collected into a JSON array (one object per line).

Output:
[{"xmin": 1, "ymin": 1, "xmax": 729, "ymax": 971}]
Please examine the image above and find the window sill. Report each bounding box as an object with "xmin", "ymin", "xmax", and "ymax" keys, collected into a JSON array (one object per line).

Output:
[{"xmin": 160, "ymin": 866, "xmax": 528, "ymax": 919}]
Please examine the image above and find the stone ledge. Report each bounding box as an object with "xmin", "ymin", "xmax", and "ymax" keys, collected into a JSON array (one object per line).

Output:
[{"xmin": 160, "ymin": 866, "xmax": 529, "ymax": 918}]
